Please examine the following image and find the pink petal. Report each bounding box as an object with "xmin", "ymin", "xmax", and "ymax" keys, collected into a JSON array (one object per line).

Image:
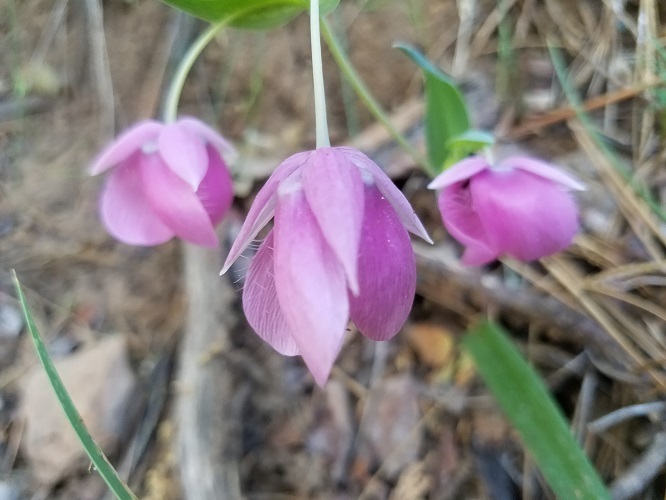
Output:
[
  {"xmin": 504, "ymin": 156, "xmax": 586, "ymax": 191},
  {"xmin": 274, "ymin": 181, "xmax": 349, "ymax": 387},
  {"xmin": 196, "ymin": 145, "xmax": 234, "ymax": 226},
  {"xmin": 471, "ymin": 169, "xmax": 579, "ymax": 261},
  {"xmin": 341, "ymin": 147, "xmax": 432, "ymax": 243},
  {"xmin": 438, "ymin": 183, "xmax": 498, "ymax": 265},
  {"xmin": 243, "ymin": 232, "xmax": 300, "ymax": 356},
  {"xmin": 89, "ymin": 120, "xmax": 163, "ymax": 175},
  {"xmin": 427, "ymin": 155, "xmax": 489, "ymax": 190},
  {"xmin": 349, "ymin": 186, "xmax": 415, "ymax": 341},
  {"xmin": 221, "ymin": 150, "xmax": 312, "ymax": 274},
  {"xmin": 157, "ymin": 122, "xmax": 208, "ymax": 189},
  {"xmin": 178, "ymin": 117, "xmax": 236, "ymax": 159},
  {"xmin": 139, "ymin": 153, "xmax": 219, "ymax": 247},
  {"xmin": 99, "ymin": 154, "xmax": 174, "ymax": 246},
  {"xmin": 302, "ymin": 147, "xmax": 364, "ymax": 294}
]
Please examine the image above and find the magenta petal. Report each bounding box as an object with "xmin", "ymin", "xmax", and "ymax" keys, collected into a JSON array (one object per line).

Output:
[
  {"xmin": 221, "ymin": 150, "xmax": 312, "ymax": 274},
  {"xmin": 341, "ymin": 147, "xmax": 432, "ymax": 243},
  {"xmin": 243, "ymin": 232, "xmax": 299, "ymax": 356},
  {"xmin": 302, "ymin": 148, "xmax": 364, "ymax": 294},
  {"xmin": 427, "ymin": 156, "xmax": 489, "ymax": 190},
  {"xmin": 349, "ymin": 186, "xmax": 415, "ymax": 341},
  {"xmin": 139, "ymin": 154, "xmax": 218, "ymax": 247},
  {"xmin": 274, "ymin": 183, "xmax": 349, "ymax": 387},
  {"xmin": 438, "ymin": 183, "xmax": 498, "ymax": 265},
  {"xmin": 157, "ymin": 123, "xmax": 208, "ymax": 189},
  {"xmin": 471, "ymin": 169, "xmax": 579, "ymax": 261},
  {"xmin": 196, "ymin": 145, "xmax": 234, "ymax": 226},
  {"xmin": 99, "ymin": 156, "xmax": 174, "ymax": 245},
  {"xmin": 90, "ymin": 120, "xmax": 162, "ymax": 175},
  {"xmin": 503, "ymin": 156, "xmax": 586, "ymax": 191},
  {"xmin": 178, "ymin": 117, "xmax": 236, "ymax": 159}
]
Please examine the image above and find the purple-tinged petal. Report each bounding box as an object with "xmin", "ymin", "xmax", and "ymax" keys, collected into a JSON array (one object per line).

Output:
[
  {"xmin": 349, "ymin": 186, "xmax": 415, "ymax": 341},
  {"xmin": 196, "ymin": 145, "xmax": 234, "ymax": 226},
  {"xmin": 99, "ymin": 155, "xmax": 174, "ymax": 246},
  {"xmin": 302, "ymin": 147, "xmax": 364, "ymax": 294},
  {"xmin": 341, "ymin": 147, "xmax": 432, "ymax": 243},
  {"xmin": 438, "ymin": 183, "xmax": 498, "ymax": 265},
  {"xmin": 157, "ymin": 123, "xmax": 208, "ymax": 189},
  {"xmin": 427, "ymin": 156, "xmax": 489, "ymax": 190},
  {"xmin": 139, "ymin": 154, "xmax": 218, "ymax": 247},
  {"xmin": 178, "ymin": 117, "xmax": 236, "ymax": 159},
  {"xmin": 502, "ymin": 156, "xmax": 586, "ymax": 191},
  {"xmin": 90, "ymin": 121, "xmax": 163, "ymax": 175},
  {"xmin": 243, "ymin": 232, "xmax": 299, "ymax": 356},
  {"xmin": 221, "ymin": 150, "xmax": 312, "ymax": 274},
  {"xmin": 274, "ymin": 180, "xmax": 349, "ymax": 387},
  {"xmin": 471, "ymin": 169, "xmax": 579, "ymax": 261}
]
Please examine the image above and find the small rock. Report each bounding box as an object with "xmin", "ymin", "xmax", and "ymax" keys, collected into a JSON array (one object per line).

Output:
[
  {"xmin": 20, "ymin": 335, "xmax": 136, "ymax": 486},
  {"xmin": 406, "ymin": 324, "xmax": 455, "ymax": 369},
  {"xmin": 359, "ymin": 374, "xmax": 422, "ymax": 480},
  {"xmin": 0, "ymin": 302, "xmax": 22, "ymax": 339},
  {"xmin": 307, "ymin": 380, "xmax": 353, "ymax": 483}
]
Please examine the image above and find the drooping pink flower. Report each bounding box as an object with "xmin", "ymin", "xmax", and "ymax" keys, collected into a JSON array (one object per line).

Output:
[
  {"xmin": 222, "ymin": 146, "xmax": 431, "ymax": 386},
  {"xmin": 428, "ymin": 155, "xmax": 585, "ymax": 265},
  {"xmin": 90, "ymin": 118, "xmax": 235, "ymax": 247}
]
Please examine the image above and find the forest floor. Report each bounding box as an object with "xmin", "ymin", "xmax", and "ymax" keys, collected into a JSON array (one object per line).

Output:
[{"xmin": 1, "ymin": 0, "xmax": 665, "ymax": 498}]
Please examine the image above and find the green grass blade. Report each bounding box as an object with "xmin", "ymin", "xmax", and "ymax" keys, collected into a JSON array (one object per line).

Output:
[
  {"xmin": 462, "ymin": 320, "xmax": 610, "ymax": 500},
  {"xmin": 12, "ymin": 271, "xmax": 138, "ymax": 500}
]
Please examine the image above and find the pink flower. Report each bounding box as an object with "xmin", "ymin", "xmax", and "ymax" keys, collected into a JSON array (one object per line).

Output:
[
  {"xmin": 428, "ymin": 155, "xmax": 585, "ymax": 265},
  {"xmin": 90, "ymin": 118, "xmax": 235, "ymax": 247},
  {"xmin": 222, "ymin": 147, "xmax": 431, "ymax": 386}
]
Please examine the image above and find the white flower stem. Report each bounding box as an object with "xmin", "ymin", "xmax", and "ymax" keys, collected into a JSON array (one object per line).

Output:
[
  {"xmin": 163, "ymin": 21, "xmax": 227, "ymax": 123},
  {"xmin": 310, "ymin": 0, "xmax": 330, "ymax": 148}
]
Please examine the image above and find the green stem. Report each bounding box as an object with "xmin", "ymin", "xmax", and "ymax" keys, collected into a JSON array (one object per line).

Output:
[
  {"xmin": 321, "ymin": 18, "xmax": 430, "ymax": 171},
  {"xmin": 163, "ymin": 21, "xmax": 228, "ymax": 123},
  {"xmin": 310, "ymin": 0, "xmax": 330, "ymax": 148}
]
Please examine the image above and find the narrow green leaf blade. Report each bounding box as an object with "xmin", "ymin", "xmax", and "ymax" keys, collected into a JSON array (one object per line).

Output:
[
  {"xmin": 462, "ymin": 320, "xmax": 610, "ymax": 500},
  {"xmin": 12, "ymin": 271, "xmax": 137, "ymax": 500},
  {"xmin": 159, "ymin": 0, "xmax": 339, "ymax": 29},
  {"xmin": 395, "ymin": 43, "xmax": 471, "ymax": 173}
]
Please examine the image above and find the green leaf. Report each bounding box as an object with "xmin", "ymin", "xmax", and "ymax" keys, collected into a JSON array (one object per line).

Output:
[
  {"xmin": 462, "ymin": 320, "xmax": 610, "ymax": 500},
  {"xmin": 160, "ymin": 0, "xmax": 339, "ymax": 29},
  {"xmin": 443, "ymin": 129, "xmax": 494, "ymax": 168},
  {"xmin": 395, "ymin": 42, "xmax": 471, "ymax": 173},
  {"xmin": 12, "ymin": 271, "xmax": 137, "ymax": 500}
]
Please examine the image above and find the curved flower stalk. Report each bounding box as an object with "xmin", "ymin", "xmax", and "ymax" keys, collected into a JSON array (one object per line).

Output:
[
  {"xmin": 90, "ymin": 118, "xmax": 235, "ymax": 247},
  {"xmin": 222, "ymin": 146, "xmax": 431, "ymax": 386},
  {"xmin": 428, "ymin": 155, "xmax": 585, "ymax": 265}
]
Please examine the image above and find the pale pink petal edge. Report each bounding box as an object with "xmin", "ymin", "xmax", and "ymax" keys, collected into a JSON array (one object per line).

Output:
[
  {"xmin": 427, "ymin": 156, "xmax": 489, "ymax": 190},
  {"xmin": 89, "ymin": 120, "xmax": 163, "ymax": 175},
  {"xmin": 178, "ymin": 117, "xmax": 237, "ymax": 161},
  {"xmin": 341, "ymin": 147, "xmax": 433, "ymax": 244},
  {"xmin": 220, "ymin": 151, "xmax": 312, "ymax": 274},
  {"xmin": 157, "ymin": 123, "xmax": 209, "ymax": 189},
  {"xmin": 504, "ymin": 156, "xmax": 586, "ymax": 191}
]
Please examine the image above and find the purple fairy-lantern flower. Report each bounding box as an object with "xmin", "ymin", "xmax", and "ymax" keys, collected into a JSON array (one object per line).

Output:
[
  {"xmin": 221, "ymin": 146, "xmax": 432, "ymax": 386},
  {"xmin": 90, "ymin": 118, "xmax": 235, "ymax": 247},
  {"xmin": 428, "ymin": 155, "xmax": 585, "ymax": 265}
]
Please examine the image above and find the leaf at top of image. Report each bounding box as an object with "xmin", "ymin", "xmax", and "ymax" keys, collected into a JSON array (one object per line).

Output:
[
  {"xmin": 395, "ymin": 43, "xmax": 471, "ymax": 174},
  {"xmin": 160, "ymin": 0, "xmax": 340, "ymax": 29}
]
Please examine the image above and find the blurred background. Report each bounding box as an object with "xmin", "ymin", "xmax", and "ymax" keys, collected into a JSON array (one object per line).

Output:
[{"xmin": 1, "ymin": 0, "xmax": 665, "ymax": 498}]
